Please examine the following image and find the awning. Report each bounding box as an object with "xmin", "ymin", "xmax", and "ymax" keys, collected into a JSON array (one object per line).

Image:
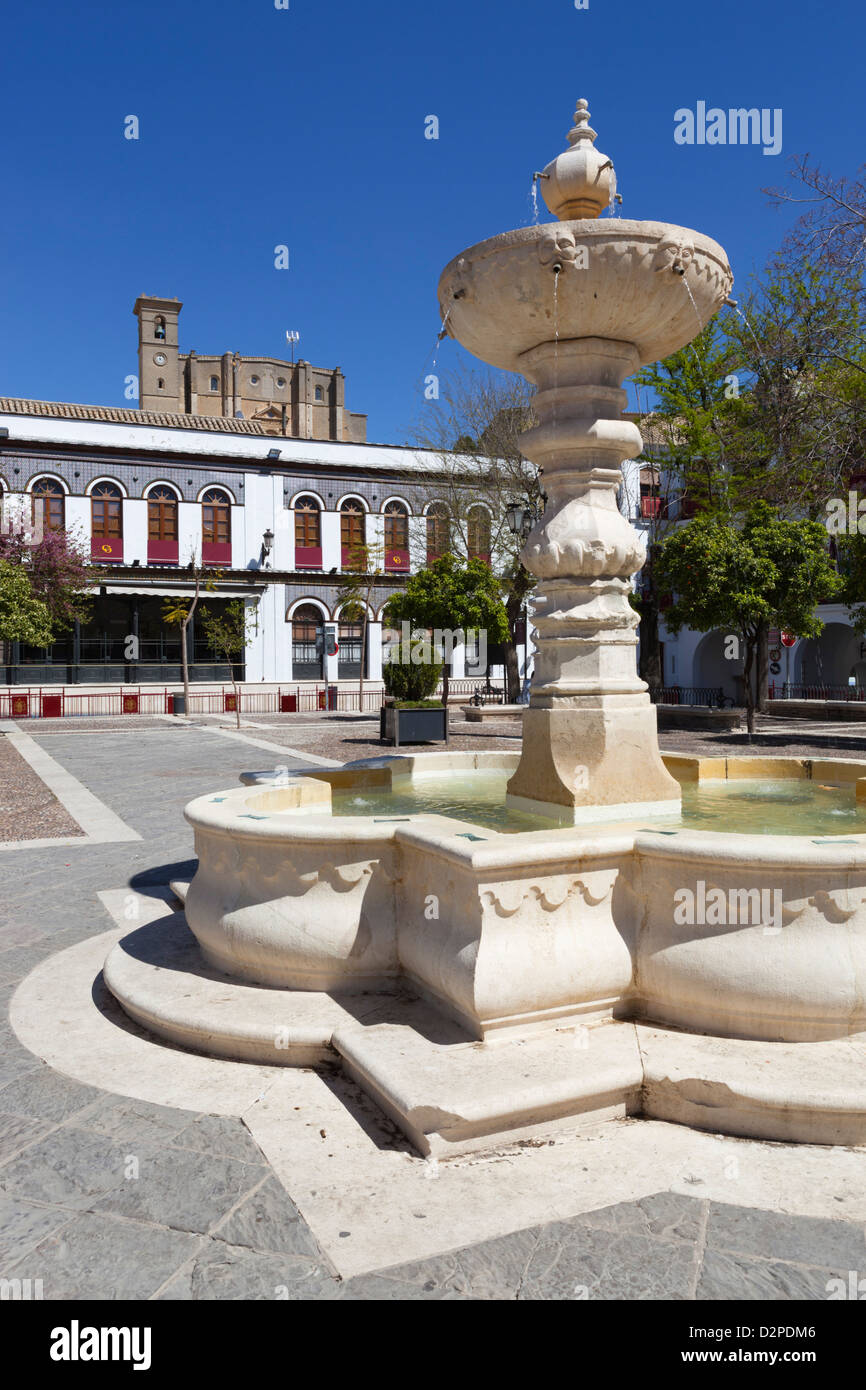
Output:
[{"xmin": 96, "ymin": 583, "xmax": 263, "ymax": 599}]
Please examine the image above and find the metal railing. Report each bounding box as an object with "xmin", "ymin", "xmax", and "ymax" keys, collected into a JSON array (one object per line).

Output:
[
  {"xmin": 0, "ymin": 685, "xmax": 385, "ymax": 719},
  {"xmin": 768, "ymin": 683, "xmax": 866, "ymax": 702},
  {"xmin": 648, "ymin": 685, "xmax": 734, "ymax": 709}
]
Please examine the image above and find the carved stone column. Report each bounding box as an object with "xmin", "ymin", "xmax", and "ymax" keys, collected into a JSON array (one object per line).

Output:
[{"xmin": 505, "ymin": 333, "xmax": 680, "ymax": 820}]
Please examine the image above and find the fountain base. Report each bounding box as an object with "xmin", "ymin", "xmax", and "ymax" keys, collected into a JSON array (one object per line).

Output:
[{"xmin": 505, "ymin": 699, "xmax": 681, "ymax": 820}]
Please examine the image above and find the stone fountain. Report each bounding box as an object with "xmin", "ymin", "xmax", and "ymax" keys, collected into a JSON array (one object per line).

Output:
[
  {"xmin": 102, "ymin": 100, "xmax": 866, "ymax": 1159},
  {"xmin": 439, "ymin": 99, "xmax": 731, "ymax": 821}
]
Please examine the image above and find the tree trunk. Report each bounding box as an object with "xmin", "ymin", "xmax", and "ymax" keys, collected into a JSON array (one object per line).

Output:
[
  {"xmin": 756, "ymin": 620, "xmax": 769, "ymax": 712},
  {"xmin": 180, "ymin": 615, "xmax": 192, "ymax": 711},
  {"xmin": 637, "ymin": 597, "xmax": 663, "ymax": 688},
  {"xmin": 743, "ymin": 634, "xmax": 756, "ymax": 741},
  {"xmin": 503, "ymin": 641, "xmax": 520, "ymax": 704},
  {"xmin": 359, "ymin": 611, "xmax": 367, "ymax": 714}
]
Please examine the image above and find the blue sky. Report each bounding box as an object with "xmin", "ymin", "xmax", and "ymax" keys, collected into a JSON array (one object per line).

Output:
[{"xmin": 1, "ymin": 0, "xmax": 862, "ymax": 443}]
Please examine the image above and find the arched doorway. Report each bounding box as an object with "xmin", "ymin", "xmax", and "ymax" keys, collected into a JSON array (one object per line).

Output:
[
  {"xmin": 693, "ymin": 630, "xmax": 744, "ymax": 703},
  {"xmin": 796, "ymin": 623, "xmax": 862, "ymax": 690},
  {"xmin": 291, "ymin": 604, "xmax": 324, "ymax": 680}
]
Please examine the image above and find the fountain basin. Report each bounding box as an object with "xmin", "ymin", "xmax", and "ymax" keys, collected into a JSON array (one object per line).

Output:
[
  {"xmin": 438, "ymin": 220, "xmax": 733, "ymax": 372},
  {"xmin": 174, "ymin": 752, "xmax": 866, "ymax": 1044}
]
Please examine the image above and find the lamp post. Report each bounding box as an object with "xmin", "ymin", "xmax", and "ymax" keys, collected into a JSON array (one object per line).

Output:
[{"xmin": 505, "ymin": 499, "xmax": 540, "ymax": 698}]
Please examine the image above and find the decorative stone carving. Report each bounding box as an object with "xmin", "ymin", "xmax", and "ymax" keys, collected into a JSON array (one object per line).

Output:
[{"xmin": 481, "ymin": 875, "xmax": 614, "ymax": 917}]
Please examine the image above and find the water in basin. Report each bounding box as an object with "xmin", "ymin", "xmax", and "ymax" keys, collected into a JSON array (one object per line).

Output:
[{"xmin": 330, "ymin": 773, "xmax": 866, "ymax": 837}]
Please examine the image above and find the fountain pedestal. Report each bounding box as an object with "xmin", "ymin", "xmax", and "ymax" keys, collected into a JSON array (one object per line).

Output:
[{"xmin": 505, "ymin": 336, "xmax": 680, "ymax": 820}]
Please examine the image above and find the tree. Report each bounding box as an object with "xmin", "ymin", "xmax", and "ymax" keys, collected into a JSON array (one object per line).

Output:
[
  {"xmin": 336, "ymin": 538, "xmax": 386, "ymax": 714},
  {"xmin": 631, "ymin": 318, "xmax": 740, "ymax": 684},
  {"xmin": 384, "ymin": 554, "xmax": 510, "ymax": 707},
  {"xmin": 765, "ymin": 157, "xmax": 866, "ymax": 280},
  {"xmin": 161, "ymin": 559, "xmax": 218, "ymax": 711},
  {"xmin": 0, "ymin": 517, "xmax": 94, "ymax": 637},
  {"xmin": 655, "ymin": 503, "xmax": 842, "ymax": 737},
  {"xmin": 412, "ymin": 363, "xmax": 541, "ymax": 699},
  {"xmin": 0, "ymin": 561, "xmax": 54, "ymax": 646},
  {"xmin": 197, "ymin": 600, "xmax": 255, "ymax": 729}
]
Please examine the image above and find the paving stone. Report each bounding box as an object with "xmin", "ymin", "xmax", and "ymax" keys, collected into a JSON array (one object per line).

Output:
[
  {"xmin": 374, "ymin": 1225, "xmax": 540, "ymax": 1299},
  {"xmin": 92, "ymin": 1147, "xmax": 265, "ymax": 1234},
  {"xmin": 7, "ymin": 1212, "xmax": 201, "ymax": 1300},
  {"xmin": 0, "ymin": 1193, "xmax": 72, "ymax": 1263},
  {"xmin": 84, "ymin": 1095, "xmax": 197, "ymax": 1147},
  {"xmin": 705, "ymin": 1202, "xmax": 866, "ymax": 1271},
  {"xmin": 156, "ymin": 1240, "xmax": 341, "ymax": 1301},
  {"xmin": 519, "ymin": 1220, "xmax": 698, "ymax": 1300},
  {"xmin": 0, "ymin": 945, "xmax": 54, "ymax": 981},
  {"xmin": 697, "ymin": 1248, "xmax": 843, "ymax": 1301},
  {"xmin": 0, "ymin": 1068, "xmax": 105, "ymax": 1123},
  {"xmin": 0, "ymin": 1127, "xmax": 142, "ymax": 1209},
  {"xmin": 574, "ymin": 1191, "xmax": 706, "ymax": 1244},
  {"xmin": 0, "ymin": 1112, "xmax": 53, "ymax": 1165},
  {"xmin": 170, "ymin": 1113, "xmax": 268, "ymax": 1164},
  {"xmin": 341, "ymin": 1273, "xmax": 468, "ymax": 1300},
  {"xmin": 0, "ymin": 1051, "xmax": 42, "ymax": 1089},
  {"xmin": 212, "ymin": 1176, "xmax": 322, "ymax": 1258}
]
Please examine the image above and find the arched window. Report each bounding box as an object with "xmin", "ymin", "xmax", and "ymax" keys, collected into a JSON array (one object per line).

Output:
[
  {"xmin": 154, "ymin": 316, "xmax": 166, "ymax": 341},
  {"xmin": 90, "ymin": 482, "xmax": 123, "ymax": 561},
  {"xmin": 426, "ymin": 503, "xmax": 449, "ymax": 564},
  {"xmin": 315, "ymin": 386, "xmax": 324, "ymax": 402},
  {"xmin": 340, "ymin": 500, "xmax": 365, "ymax": 566},
  {"xmin": 91, "ymin": 483, "xmax": 123, "ymax": 539},
  {"xmin": 202, "ymin": 488, "xmax": 232, "ymax": 562},
  {"xmin": 291, "ymin": 604, "xmax": 324, "ymax": 680},
  {"xmin": 31, "ymin": 478, "xmax": 65, "ymax": 535},
  {"xmin": 384, "ymin": 501, "xmax": 409, "ymax": 572},
  {"xmin": 146, "ymin": 486, "xmax": 179, "ymax": 564},
  {"xmin": 338, "ymin": 615, "xmax": 364, "ymax": 679},
  {"xmin": 467, "ymin": 505, "xmax": 491, "ymax": 564},
  {"xmin": 157, "ymin": 378, "xmax": 165, "ymax": 390},
  {"xmin": 294, "ymin": 497, "xmax": 322, "ymax": 568},
  {"xmin": 210, "ymin": 376, "xmax": 219, "ymax": 392}
]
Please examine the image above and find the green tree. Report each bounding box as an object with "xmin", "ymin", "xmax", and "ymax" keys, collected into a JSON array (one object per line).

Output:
[
  {"xmin": 0, "ymin": 561, "xmax": 54, "ymax": 646},
  {"xmin": 161, "ymin": 559, "xmax": 218, "ymax": 712},
  {"xmin": 384, "ymin": 553, "xmax": 509, "ymax": 707},
  {"xmin": 412, "ymin": 363, "xmax": 541, "ymax": 700},
  {"xmin": 336, "ymin": 538, "xmax": 386, "ymax": 713},
  {"xmin": 655, "ymin": 503, "xmax": 842, "ymax": 737},
  {"xmin": 198, "ymin": 600, "xmax": 255, "ymax": 729}
]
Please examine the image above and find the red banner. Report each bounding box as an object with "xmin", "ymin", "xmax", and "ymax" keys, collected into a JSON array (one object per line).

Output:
[
  {"xmin": 224, "ymin": 693, "xmax": 238, "ymax": 712},
  {"xmin": 122, "ymin": 694, "xmax": 139, "ymax": 714},
  {"xmin": 92, "ymin": 538, "xmax": 123, "ymax": 561},
  {"xmin": 385, "ymin": 548, "xmax": 410, "ymax": 572},
  {"xmin": 41, "ymin": 695, "xmax": 62, "ymax": 718},
  {"xmin": 11, "ymin": 695, "xmax": 29, "ymax": 718}
]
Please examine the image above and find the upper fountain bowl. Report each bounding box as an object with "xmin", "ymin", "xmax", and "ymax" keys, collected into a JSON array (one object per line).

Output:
[
  {"xmin": 438, "ymin": 99, "xmax": 732, "ymax": 373},
  {"xmin": 438, "ymin": 218, "xmax": 733, "ymax": 374}
]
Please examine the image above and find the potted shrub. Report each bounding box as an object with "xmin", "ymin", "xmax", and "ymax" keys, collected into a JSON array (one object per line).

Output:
[{"xmin": 380, "ymin": 649, "xmax": 446, "ymax": 747}]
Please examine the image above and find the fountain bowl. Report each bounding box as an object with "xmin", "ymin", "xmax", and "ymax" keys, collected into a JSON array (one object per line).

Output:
[{"xmin": 438, "ymin": 219, "xmax": 733, "ymax": 372}]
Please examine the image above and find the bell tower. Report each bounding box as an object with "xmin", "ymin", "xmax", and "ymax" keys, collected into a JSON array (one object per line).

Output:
[{"xmin": 134, "ymin": 296, "xmax": 183, "ymax": 413}]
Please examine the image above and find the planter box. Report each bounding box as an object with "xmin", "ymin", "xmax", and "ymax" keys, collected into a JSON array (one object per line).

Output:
[{"xmin": 380, "ymin": 704, "xmax": 448, "ymax": 747}]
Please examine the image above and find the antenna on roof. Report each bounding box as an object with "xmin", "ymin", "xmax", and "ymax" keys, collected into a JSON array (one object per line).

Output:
[{"xmin": 286, "ymin": 330, "xmax": 299, "ymax": 366}]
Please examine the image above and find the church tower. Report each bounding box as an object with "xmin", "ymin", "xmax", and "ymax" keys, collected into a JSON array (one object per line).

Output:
[{"xmin": 133, "ymin": 296, "xmax": 182, "ymax": 413}]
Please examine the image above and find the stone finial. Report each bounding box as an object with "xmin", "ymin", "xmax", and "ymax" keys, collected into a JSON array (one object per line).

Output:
[{"xmin": 540, "ymin": 98, "xmax": 616, "ymax": 221}]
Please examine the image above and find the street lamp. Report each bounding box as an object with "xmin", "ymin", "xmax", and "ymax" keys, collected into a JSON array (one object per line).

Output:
[
  {"xmin": 505, "ymin": 500, "xmax": 539, "ymax": 699},
  {"xmin": 260, "ymin": 529, "xmax": 274, "ymax": 568}
]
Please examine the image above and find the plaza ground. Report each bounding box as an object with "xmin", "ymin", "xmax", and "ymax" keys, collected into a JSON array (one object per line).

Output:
[{"xmin": 1, "ymin": 711, "xmax": 866, "ymax": 1299}]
